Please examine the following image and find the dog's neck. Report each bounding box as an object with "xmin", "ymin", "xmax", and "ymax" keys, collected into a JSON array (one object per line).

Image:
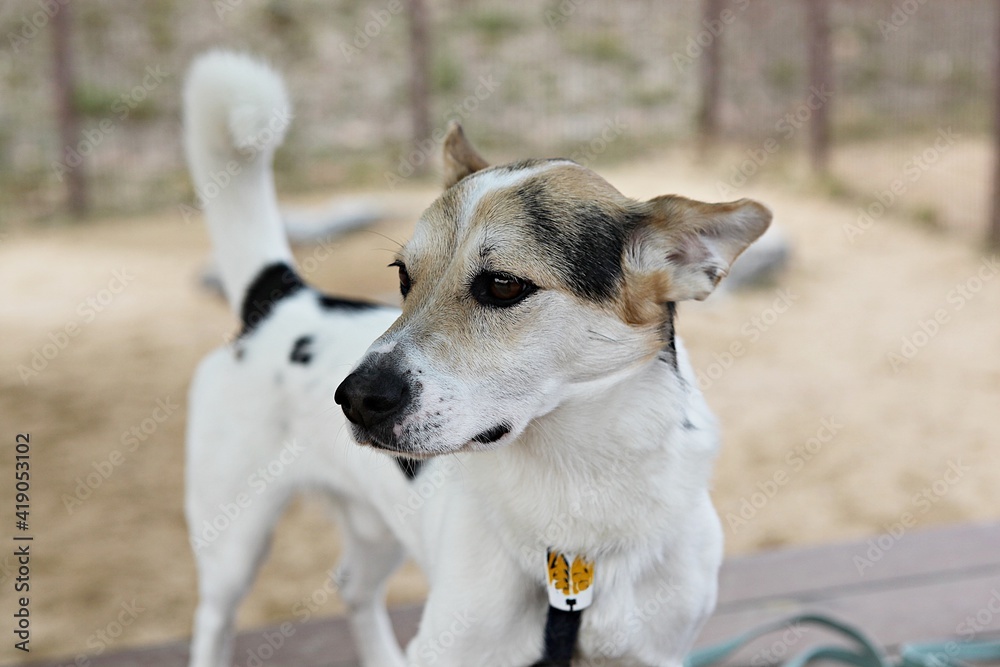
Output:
[{"xmin": 465, "ymin": 344, "xmax": 715, "ymax": 561}]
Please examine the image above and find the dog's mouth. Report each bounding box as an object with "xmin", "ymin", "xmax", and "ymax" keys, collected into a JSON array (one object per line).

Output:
[
  {"xmin": 471, "ymin": 422, "xmax": 511, "ymax": 445},
  {"xmin": 350, "ymin": 421, "xmax": 513, "ymax": 456},
  {"xmin": 349, "ymin": 426, "xmax": 415, "ymax": 456}
]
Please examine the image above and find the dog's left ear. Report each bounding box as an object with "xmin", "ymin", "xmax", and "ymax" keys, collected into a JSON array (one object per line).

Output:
[
  {"xmin": 624, "ymin": 195, "xmax": 771, "ymax": 313},
  {"xmin": 442, "ymin": 121, "xmax": 489, "ymax": 188}
]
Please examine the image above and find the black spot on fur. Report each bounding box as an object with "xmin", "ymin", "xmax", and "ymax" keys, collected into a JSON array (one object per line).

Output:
[
  {"xmin": 515, "ymin": 179, "xmax": 636, "ymax": 302},
  {"xmin": 682, "ymin": 418, "xmax": 696, "ymax": 430},
  {"xmin": 395, "ymin": 457, "xmax": 423, "ymax": 480},
  {"xmin": 316, "ymin": 293, "xmax": 380, "ymax": 311},
  {"xmin": 290, "ymin": 335, "xmax": 313, "ymax": 365},
  {"xmin": 240, "ymin": 263, "xmax": 305, "ymax": 336}
]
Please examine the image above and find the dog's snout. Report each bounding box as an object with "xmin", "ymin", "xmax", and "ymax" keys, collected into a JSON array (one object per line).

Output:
[{"xmin": 335, "ymin": 369, "xmax": 411, "ymax": 429}]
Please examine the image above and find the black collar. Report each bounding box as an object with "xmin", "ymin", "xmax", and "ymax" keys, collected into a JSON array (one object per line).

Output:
[{"xmin": 532, "ymin": 605, "xmax": 583, "ymax": 667}]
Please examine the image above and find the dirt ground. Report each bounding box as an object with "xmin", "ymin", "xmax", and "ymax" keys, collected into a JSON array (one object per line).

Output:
[{"xmin": 2, "ymin": 142, "xmax": 999, "ymax": 664}]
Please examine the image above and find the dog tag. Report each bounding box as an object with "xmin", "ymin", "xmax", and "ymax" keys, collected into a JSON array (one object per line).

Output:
[{"xmin": 545, "ymin": 550, "xmax": 595, "ymax": 612}]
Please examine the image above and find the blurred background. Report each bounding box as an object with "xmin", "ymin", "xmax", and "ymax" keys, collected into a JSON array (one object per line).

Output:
[{"xmin": 1, "ymin": 0, "xmax": 999, "ymax": 664}]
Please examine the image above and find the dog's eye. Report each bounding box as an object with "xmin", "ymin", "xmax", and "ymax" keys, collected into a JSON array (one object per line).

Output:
[
  {"xmin": 472, "ymin": 272, "xmax": 536, "ymax": 308},
  {"xmin": 390, "ymin": 260, "xmax": 411, "ymax": 297}
]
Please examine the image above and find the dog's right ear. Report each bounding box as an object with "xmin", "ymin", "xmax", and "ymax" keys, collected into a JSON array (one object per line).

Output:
[
  {"xmin": 443, "ymin": 122, "xmax": 489, "ymax": 188},
  {"xmin": 621, "ymin": 195, "xmax": 771, "ymax": 324}
]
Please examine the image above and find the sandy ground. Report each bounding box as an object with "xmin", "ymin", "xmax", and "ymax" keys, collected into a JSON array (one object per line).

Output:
[{"xmin": 1, "ymin": 143, "xmax": 999, "ymax": 664}]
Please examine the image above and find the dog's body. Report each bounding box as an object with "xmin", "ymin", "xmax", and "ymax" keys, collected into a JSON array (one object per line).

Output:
[
  {"xmin": 184, "ymin": 53, "xmax": 410, "ymax": 667},
  {"xmin": 184, "ymin": 52, "xmax": 770, "ymax": 667}
]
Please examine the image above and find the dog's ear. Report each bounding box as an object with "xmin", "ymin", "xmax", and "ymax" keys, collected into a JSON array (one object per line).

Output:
[
  {"xmin": 623, "ymin": 196, "xmax": 771, "ymax": 315},
  {"xmin": 443, "ymin": 122, "xmax": 489, "ymax": 188}
]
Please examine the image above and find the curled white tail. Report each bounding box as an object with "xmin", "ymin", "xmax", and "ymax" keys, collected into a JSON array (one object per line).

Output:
[{"xmin": 183, "ymin": 51, "xmax": 295, "ymax": 313}]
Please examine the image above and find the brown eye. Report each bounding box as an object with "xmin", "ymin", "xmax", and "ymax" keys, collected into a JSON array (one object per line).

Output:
[
  {"xmin": 472, "ymin": 271, "xmax": 536, "ymax": 307},
  {"xmin": 390, "ymin": 260, "xmax": 411, "ymax": 297},
  {"xmin": 489, "ymin": 275, "xmax": 524, "ymax": 301}
]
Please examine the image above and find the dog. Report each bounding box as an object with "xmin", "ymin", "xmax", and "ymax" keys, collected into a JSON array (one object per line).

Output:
[{"xmin": 183, "ymin": 51, "xmax": 771, "ymax": 667}]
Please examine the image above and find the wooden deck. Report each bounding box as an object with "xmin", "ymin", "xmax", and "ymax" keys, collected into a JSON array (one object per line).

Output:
[{"xmin": 34, "ymin": 521, "xmax": 1000, "ymax": 666}]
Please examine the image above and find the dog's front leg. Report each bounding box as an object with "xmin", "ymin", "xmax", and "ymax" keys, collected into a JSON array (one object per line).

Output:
[
  {"xmin": 405, "ymin": 518, "xmax": 546, "ymax": 667},
  {"xmin": 406, "ymin": 580, "xmax": 544, "ymax": 666}
]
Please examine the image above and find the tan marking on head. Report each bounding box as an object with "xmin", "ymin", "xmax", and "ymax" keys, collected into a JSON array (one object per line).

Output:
[{"xmin": 619, "ymin": 269, "xmax": 673, "ymax": 328}]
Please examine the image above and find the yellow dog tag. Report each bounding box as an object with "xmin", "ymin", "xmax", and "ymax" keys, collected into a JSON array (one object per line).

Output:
[{"xmin": 546, "ymin": 550, "xmax": 595, "ymax": 612}]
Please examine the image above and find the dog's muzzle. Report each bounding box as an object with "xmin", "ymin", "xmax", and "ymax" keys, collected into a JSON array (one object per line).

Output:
[{"xmin": 334, "ymin": 366, "xmax": 413, "ymax": 448}]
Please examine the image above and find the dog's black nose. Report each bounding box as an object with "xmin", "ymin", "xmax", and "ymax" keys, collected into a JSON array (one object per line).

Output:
[{"xmin": 335, "ymin": 369, "xmax": 411, "ymax": 429}]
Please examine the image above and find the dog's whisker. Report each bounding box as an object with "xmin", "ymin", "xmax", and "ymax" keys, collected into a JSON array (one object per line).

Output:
[
  {"xmin": 444, "ymin": 451, "xmax": 469, "ymax": 482},
  {"xmin": 362, "ymin": 229, "xmax": 405, "ymax": 250},
  {"xmin": 587, "ymin": 329, "xmax": 622, "ymax": 343}
]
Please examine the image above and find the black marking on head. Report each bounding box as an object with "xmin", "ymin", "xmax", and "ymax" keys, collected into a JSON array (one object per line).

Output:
[
  {"xmin": 515, "ymin": 178, "xmax": 636, "ymax": 302},
  {"xmin": 316, "ymin": 293, "xmax": 380, "ymax": 311},
  {"xmin": 394, "ymin": 457, "xmax": 424, "ymax": 480},
  {"xmin": 682, "ymin": 418, "xmax": 696, "ymax": 431},
  {"xmin": 240, "ymin": 263, "xmax": 305, "ymax": 336},
  {"xmin": 290, "ymin": 335, "xmax": 313, "ymax": 365},
  {"xmin": 657, "ymin": 301, "xmax": 678, "ymax": 371}
]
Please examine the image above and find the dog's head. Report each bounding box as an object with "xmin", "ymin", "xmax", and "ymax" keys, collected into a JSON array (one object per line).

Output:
[{"xmin": 335, "ymin": 124, "xmax": 771, "ymax": 457}]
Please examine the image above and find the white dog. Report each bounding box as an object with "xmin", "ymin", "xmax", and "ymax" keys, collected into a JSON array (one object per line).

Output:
[{"xmin": 183, "ymin": 52, "xmax": 771, "ymax": 667}]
